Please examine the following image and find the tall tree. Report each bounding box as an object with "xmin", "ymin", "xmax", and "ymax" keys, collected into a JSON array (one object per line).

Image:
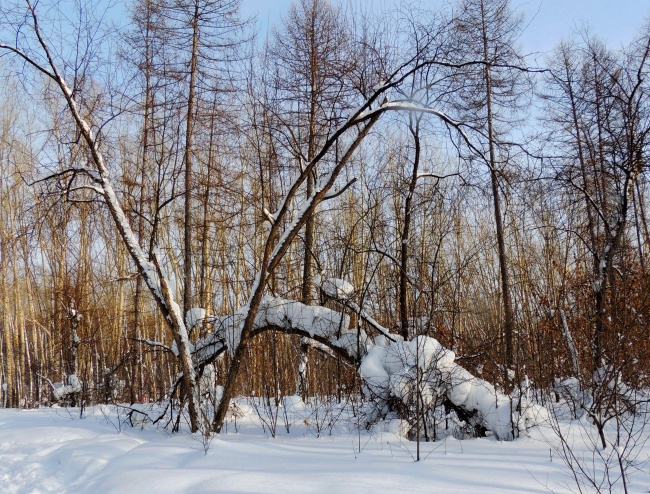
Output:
[
  {"xmin": 270, "ymin": 0, "xmax": 355, "ymax": 304},
  {"xmin": 160, "ymin": 0, "xmax": 247, "ymax": 316},
  {"xmin": 452, "ymin": 0, "xmax": 530, "ymax": 375},
  {"xmin": 269, "ymin": 0, "xmax": 356, "ymax": 397},
  {"xmin": 545, "ymin": 35, "xmax": 650, "ymax": 376}
]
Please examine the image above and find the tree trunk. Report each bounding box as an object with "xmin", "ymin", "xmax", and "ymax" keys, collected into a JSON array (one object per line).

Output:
[
  {"xmin": 183, "ymin": 0, "xmax": 200, "ymax": 318},
  {"xmin": 399, "ymin": 117, "xmax": 422, "ymax": 340},
  {"xmin": 480, "ymin": 0, "xmax": 515, "ymax": 374}
]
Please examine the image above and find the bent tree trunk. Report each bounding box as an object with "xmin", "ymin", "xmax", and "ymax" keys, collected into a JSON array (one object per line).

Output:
[{"xmin": 196, "ymin": 293, "xmax": 545, "ymax": 440}]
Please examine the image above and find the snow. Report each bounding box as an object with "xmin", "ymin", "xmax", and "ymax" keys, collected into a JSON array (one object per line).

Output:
[
  {"xmin": 1, "ymin": 404, "xmax": 647, "ymax": 493},
  {"xmin": 320, "ymin": 278, "xmax": 396, "ymax": 341},
  {"xmin": 321, "ymin": 278, "xmax": 355, "ymax": 300},
  {"xmin": 199, "ymin": 296, "xmax": 358, "ymax": 360},
  {"xmin": 192, "ymin": 291, "xmax": 543, "ymax": 440},
  {"xmin": 52, "ymin": 375, "xmax": 83, "ymax": 402},
  {"xmin": 283, "ymin": 395, "xmax": 304, "ymax": 412},
  {"xmin": 185, "ymin": 308, "xmax": 207, "ymax": 330},
  {"xmin": 360, "ymin": 335, "xmax": 546, "ymax": 440},
  {"xmin": 255, "ymin": 296, "xmax": 376, "ymax": 358}
]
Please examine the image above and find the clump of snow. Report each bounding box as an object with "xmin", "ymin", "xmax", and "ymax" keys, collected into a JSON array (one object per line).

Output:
[
  {"xmin": 185, "ymin": 308, "xmax": 207, "ymax": 331},
  {"xmin": 196, "ymin": 296, "xmax": 358, "ymax": 360},
  {"xmin": 386, "ymin": 418, "xmax": 410, "ymax": 436},
  {"xmin": 53, "ymin": 374, "xmax": 83, "ymax": 403},
  {"xmin": 256, "ymin": 296, "xmax": 349, "ymax": 338},
  {"xmin": 321, "ymin": 278, "xmax": 355, "ymax": 300}
]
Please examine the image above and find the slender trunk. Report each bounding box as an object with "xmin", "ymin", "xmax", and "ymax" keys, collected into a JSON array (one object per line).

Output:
[
  {"xmin": 0, "ymin": 231, "xmax": 10, "ymax": 407},
  {"xmin": 400, "ymin": 118, "xmax": 421, "ymax": 340},
  {"xmin": 23, "ymin": 243, "xmax": 37, "ymax": 405},
  {"xmin": 13, "ymin": 250, "xmax": 30, "ymax": 406},
  {"xmin": 636, "ymin": 182, "xmax": 650, "ymax": 247},
  {"xmin": 301, "ymin": 22, "xmax": 318, "ymax": 306},
  {"xmin": 632, "ymin": 185, "xmax": 645, "ymax": 274},
  {"xmin": 591, "ymin": 56, "xmax": 608, "ymax": 372},
  {"xmin": 133, "ymin": 16, "xmax": 153, "ymax": 402},
  {"xmin": 200, "ymin": 97, "xmax": 219, "ymax": 314},
  {"xmin": 480, "ymin": 0, "xmax": 514, "ymax": 372},
  {"xmin": 183, "ymin": 0, "xmax": 200, "ymax": 317},
  {"xmin": 298, "ymin": 18, "xmax": 320, "ymax": 396}
]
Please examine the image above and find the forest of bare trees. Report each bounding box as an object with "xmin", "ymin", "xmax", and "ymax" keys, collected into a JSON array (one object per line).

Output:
[{"xmin": 0, "ymin": 0, "xmax": 648, "ymax": 442}]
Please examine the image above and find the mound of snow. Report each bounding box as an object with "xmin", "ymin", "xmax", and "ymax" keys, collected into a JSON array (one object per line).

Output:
[{"xmin": 359, "ymin": 335, "xmax": 545, "ymax": 440}]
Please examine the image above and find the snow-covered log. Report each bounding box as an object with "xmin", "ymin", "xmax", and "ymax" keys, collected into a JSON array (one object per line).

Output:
[{"xmin": 190, "ymin": 295, "xmax": 367, "ymax": 366}]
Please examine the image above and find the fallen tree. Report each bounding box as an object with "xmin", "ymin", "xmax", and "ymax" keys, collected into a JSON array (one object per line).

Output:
[{"xmin": 182, "ymin": 280, "xmax": 547, "ymax": 440}]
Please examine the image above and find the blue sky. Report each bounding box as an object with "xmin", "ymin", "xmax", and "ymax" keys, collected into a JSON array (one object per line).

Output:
[
  {"xmin": 519, "ymin": 0, "xmax": 648, "ymax": 56},
  {"xmin": 241, "ymin": 0, "xmax": 649, "ymax": 58}
]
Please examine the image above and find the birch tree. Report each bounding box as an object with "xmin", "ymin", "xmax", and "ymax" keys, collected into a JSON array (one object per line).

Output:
[{"xmin": 0, "ymin": 0, "xmax": 202, "ymax": 431}]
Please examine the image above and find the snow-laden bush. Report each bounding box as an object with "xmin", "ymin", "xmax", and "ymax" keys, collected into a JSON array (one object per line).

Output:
[{"xmin": 52, "ymin": 374, "xmax": 83, "ymax": 406}]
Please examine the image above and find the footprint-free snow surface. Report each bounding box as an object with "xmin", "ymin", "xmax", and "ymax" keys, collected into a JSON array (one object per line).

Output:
[{"xmin": 1, "ymin": 404, "xmax": 647, "ymax": 493}]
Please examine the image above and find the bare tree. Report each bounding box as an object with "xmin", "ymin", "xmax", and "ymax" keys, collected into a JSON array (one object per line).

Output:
[
  {"xmin": 451, "ymin": 0, "xmax": 531, "ymax": 379},
  {"xmin": 0, "ymin": 0, "xmax": 203, "ymax": 431}
]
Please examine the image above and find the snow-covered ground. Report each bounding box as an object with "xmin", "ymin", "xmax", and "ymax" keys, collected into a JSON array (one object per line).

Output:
[{"xmin": 0, "ymin": 402, "xmax": 647, "ymax": 493}]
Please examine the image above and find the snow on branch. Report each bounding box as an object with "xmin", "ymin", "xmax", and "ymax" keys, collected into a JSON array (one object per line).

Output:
[
  {"xmin": 321, "ymin": 278, "xmax": 397, "ymax": 342},
  {"xmin": 190, "ymin": 295, "xmax": 366, "ymax": 366}
]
